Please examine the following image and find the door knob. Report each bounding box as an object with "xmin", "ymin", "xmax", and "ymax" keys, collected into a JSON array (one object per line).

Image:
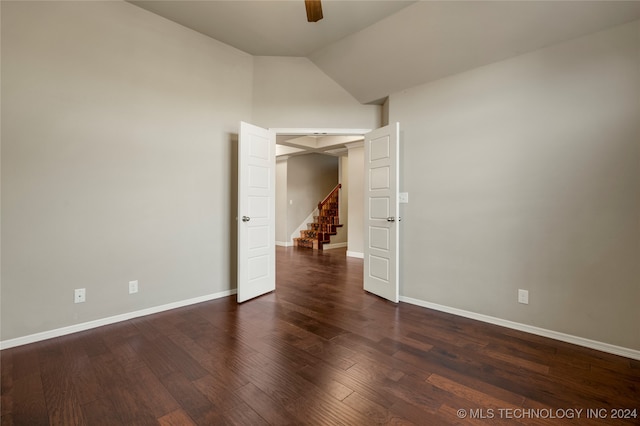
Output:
[
  {"xmin": 387, "ymin": 217, "xmax": 395, "ymax": 222},
  {"xmin": 242, "ymin": 216, "xmax": 251, "ymax": 222}
]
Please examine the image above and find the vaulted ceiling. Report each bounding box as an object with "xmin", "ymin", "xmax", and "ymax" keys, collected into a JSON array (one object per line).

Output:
[
  {"xmin": 130, "ymin": 0, "xmax": 415, "ymax": 57},
  {"xmin": 130, "ymin": 1, "xmax": 640, "ymax": 104}
]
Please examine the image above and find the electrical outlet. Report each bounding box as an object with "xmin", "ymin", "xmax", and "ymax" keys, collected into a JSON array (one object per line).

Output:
[
  {"xmin": 518, "ymin": 289, "xmax": 529, "ymax": 304},
  {"xmin": 74, "ymin": 288, "xmax": 86, "ymax": 303},
  {"xmin": 129, "ymin": 280, "xmax": 139, "ymax": 294}
]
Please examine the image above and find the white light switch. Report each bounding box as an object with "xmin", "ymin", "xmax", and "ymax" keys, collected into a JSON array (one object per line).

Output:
[
  {"xmin": 399, "ymin": 192, "xmax": 409, "ymax": 204},
  {"xmin": 518, "ymin": 289, "xmax": 529, "ymax": 304}
]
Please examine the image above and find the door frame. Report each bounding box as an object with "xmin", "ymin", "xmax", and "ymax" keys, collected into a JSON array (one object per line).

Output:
[{"xmin": 271, "ymin": 128, "xmax": 372, "ymax": 136}]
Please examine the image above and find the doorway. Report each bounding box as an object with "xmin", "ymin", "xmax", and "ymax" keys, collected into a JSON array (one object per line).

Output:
[
  {"xmin": 237, "ymin": 124, "xmax": 400, "ymax": 303},
  {"xmin": 272, "ymin": 128, "xmax": 369, "ymax": 257}
]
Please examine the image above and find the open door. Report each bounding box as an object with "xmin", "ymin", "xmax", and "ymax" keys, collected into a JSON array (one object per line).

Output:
[
  {"xmin": 364, "ymin": 123, "xmax": 400, "ymax": 303},
  {"xmin": 237, "ymin": 122, "xmax": 276, "ymax": 303}
]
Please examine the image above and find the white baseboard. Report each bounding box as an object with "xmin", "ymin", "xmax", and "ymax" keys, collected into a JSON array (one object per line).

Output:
[
  {"xmin": 399, "ymin": 296, "xmax": 640, "ymax": 361},
  {"xmin": 275, "ymin": 241, "xmax": 293, "ymax": 247},
  {"xmin": 347, "ymin": 251, "xmax": 364, "ymax": 259},
  {"xmin": 323, "ymin": 242, "xmax": 348, "ymax": 250},
  {"xmin": 9, "ymin": 289, "xmax": 636, "ymax": 361},
  {"xmin": 0, "ymin": 289, "xmax": 237, "ymax": 350}
]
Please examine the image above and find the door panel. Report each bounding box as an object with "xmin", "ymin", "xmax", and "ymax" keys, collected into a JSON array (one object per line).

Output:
[
  {"xmin": 238, "ymin": 122, "xmax": 276, "ymax": 303},
  {"xmin": 363, "ymin": 123, "xmax": 399, "ymax": 303}
]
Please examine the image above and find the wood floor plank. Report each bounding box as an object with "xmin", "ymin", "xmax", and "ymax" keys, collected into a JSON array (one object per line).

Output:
[
  {"xmin": 244, "ymin": 337, "xmax": 319, "ymax": 380},
  {"xmin": 0, "ymin": 351, "xmax": 13, "ymax": 418},
  {"xmin": 2, "ymin": 247, "xmax": 638, "ymax": 425},
  {"xmin": 222, "ymin": 402, "xmax": 269, "ymax": 426},
  {"xmin": 478, "ymin": 347, "xmax": 551, "ymax": 375},
  {"xmin": 126, "ymin": 365, "xmax": 180, "ymax": 419},
  {"xmin": 59, "ymin": 336, "xmax": 102, "ymax": 406},
  {"xmin": 0, "ymin": 414, "xmax": 13, "ymax": 426},
  {"xmin": 39, "ymin": 343, "xmax": 86, "ymax": 425},
  {"xmin": 426, "ymin": 374, "xmax": 520, "ymax": 411},
  {"xmin": 386, "ymin": 397, "xmax": 449, "ymax": 425},
  {"xmin": 192, "ymin": 374, "xmax": 246, "ymax": 412},
  {"xmin": 336, "ymin": 334, "xmax": 433, "ymax": 382},
  {"xmin": 297, "ymin": 365, "xmax": 354, "ymax": 401},
  {"xmin": 283, "ymin": 386, "xmax": 373, "ymax": 426},
  {"xmin": 157, "ymin": 409, "xmax": 197, "ymax": 426},
  {"xmin": 158, "ymin": 372, "xmax": 219, "ymax": 425},
  {"xmin": 89, "ymin": 351, "xmax": 157, "ymax": 425},
  {"xmin": 234, "ymin": 382, "xmax": 296, "ymax": 425},
  {"xmin": 342, "ymin": 391, "xmax": 397, "ymax": 424},
  {"xmin": 10, "ymin": 373, "xmax": 49, "ymax": 426},
  {"xmin": 9, "ymin": 346, "xmax": 41, "ymax": 381},
  {"xmin": 80, "ymin": 397, "xmax": 123, "ymax": 426}
]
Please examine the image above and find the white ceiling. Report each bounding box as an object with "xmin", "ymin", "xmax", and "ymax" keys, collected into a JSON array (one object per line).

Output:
[
  {"xmin": 130, "ymin": 0, "xmax": 640, "ymax": 104},
  {"xmin": 310, "ymin": 1, "xmax": 640, "ymax": 103},
  {"xmin": 275, "ymin": 134, "xmax": 364, "ymax": 157},
  {"xmin": 129, "ymin": 0, "xmax": 415, "ymax": 56}
]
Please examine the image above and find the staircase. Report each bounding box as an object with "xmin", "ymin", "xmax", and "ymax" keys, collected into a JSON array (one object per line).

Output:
[{"xmin": 294, "ymin": 184, "xmax": 342, "ymax": 250}]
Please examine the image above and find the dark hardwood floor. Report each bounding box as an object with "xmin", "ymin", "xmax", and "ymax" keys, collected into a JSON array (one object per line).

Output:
[{"xmin": 2, "ymin": 247, "xmax": 638, "ymax": 425}]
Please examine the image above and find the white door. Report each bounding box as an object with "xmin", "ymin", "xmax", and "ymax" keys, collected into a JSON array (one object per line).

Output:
[
  {"xmin": 364, "ymin": 123, "xmax": 400, "ymax": 303},
  {"xmin": 238, "ymin": 122, "xmax": 276, "ymax": 303}
]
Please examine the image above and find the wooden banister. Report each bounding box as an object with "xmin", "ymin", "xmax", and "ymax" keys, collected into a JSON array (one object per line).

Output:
[{"xmin": 318, "ymin": 184, "xmax": 341, "ymax": 210}]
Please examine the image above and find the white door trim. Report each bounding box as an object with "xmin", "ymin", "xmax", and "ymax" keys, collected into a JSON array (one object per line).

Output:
[{"xmin": 271, "ymin": 128, "xmax": 371, "ymax": 136}]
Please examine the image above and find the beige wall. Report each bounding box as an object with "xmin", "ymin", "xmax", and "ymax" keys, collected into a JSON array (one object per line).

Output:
[
  {"xmin": 251, "ymin": 56, "xmax": 380, "ymax": 130},
  {"xmin": 346, "ymin": 143, "xmax": 364, "ymax": 257},
  {"xmin": 275, "ymin": 158, "xmax": 289, "ymax": 244},
  {"xmin": 390, "ymin": 20, "xmax": 640, "ymax": 350},
  {"xmin": 329, "ymin": 154, "xmax": 349, "ymax": 245},
  {"xmin": 1, "ymin": 1, "xmax": 253, "ymax": 341}
]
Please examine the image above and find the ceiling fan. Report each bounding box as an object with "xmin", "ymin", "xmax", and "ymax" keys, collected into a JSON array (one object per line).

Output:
[{"xmin": 305, "ymin": 0, "xmax": 323, "ymax": 22}]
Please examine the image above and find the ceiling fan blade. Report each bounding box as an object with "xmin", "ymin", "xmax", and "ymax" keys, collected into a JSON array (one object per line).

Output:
[{"xmin": 305, "ymin": 0, "xmax": 323, "ymax": 22}]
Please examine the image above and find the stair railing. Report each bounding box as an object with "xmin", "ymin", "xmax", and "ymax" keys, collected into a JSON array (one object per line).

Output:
[{"xmin": 318, "ymin": 183, "xmax": 341, "ymax": 211}]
